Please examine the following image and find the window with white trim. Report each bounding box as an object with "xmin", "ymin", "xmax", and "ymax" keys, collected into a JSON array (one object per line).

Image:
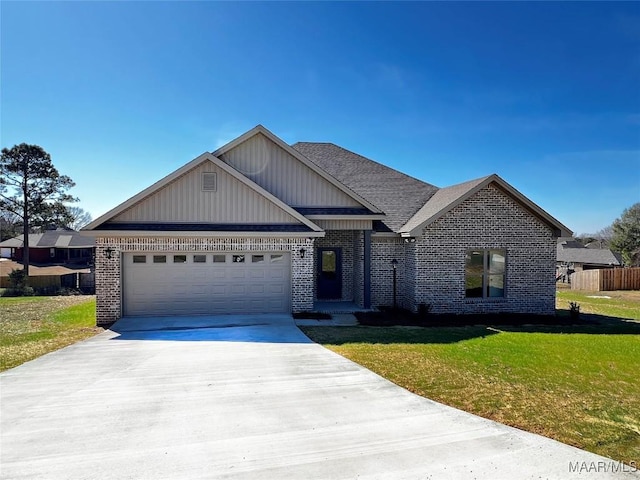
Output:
[{"xmin": 465, "ymin": 249, "xmax": 506, "ymax": 298}]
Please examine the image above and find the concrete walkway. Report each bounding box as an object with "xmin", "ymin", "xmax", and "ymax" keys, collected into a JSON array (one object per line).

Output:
[{"xmin": 1, "ymin": 315, "xmax": 636, "ymax": 479}]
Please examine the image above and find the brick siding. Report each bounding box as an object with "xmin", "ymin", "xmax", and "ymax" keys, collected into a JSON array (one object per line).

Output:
[
  {"xmin": 412, "ymin": 185, "xmax": 556, "ymax": 315},
  {"xmin": 370, "ymin": 237, "xmax": 408, "ymax": 309},
  {"xmin": 94, "ymin": 237, "xmax": 314, "ymax": 325},
  {"xmin": 315, "ymin": 230, "xmax": 359, "ymax": 302},
  {"xmin": 95, "ymin": 185, "xmax": 556, "ymax": 324}
]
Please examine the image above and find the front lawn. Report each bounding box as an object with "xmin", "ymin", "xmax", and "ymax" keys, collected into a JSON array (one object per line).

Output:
[
  {"xmin": 557, "ymin": 289, "xmax": 640, "ymax": 321},
  {"xmin": 0, "ymin": 296, "xmax": 100, "ymax": 371},
  {"xmin": 301, "ymin": 291, "xmax": 640, "ymax": 464}
]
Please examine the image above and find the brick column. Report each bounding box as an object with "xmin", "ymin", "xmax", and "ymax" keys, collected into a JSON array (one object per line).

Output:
[{"xmin": 95, "ymin": 240, "xmax": 121, "ymax": 326}]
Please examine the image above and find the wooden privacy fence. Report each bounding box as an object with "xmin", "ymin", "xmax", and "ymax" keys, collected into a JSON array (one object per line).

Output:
[
  {"xmin": 1, "ymin": 272, "xmax": 95, "ymax": 293},
  {"xmin": 79, "ymin": 272, "xmax": 95, "ymax": 293},
  {"xmin": 0, "ymin": 275, "xmax": 63, "ymax": 291},
  {"xmin": 571, "ymin": 267, "xmax": 640, "ymax": 291}
]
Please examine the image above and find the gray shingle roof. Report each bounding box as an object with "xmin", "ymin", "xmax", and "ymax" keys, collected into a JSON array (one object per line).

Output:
[
  {"xmin": 292, "ymin": 142, "xmax": 439, "ymax": 231},
  {"xmin": 0, "ymin": 230, "xmax": 94, "ymax": 248},
  {"xmin": 557, "ymin": 239, "xmax": 622, "ymax": 266},
  {"xmin": 400, "ymin": 176, "xmax": 491, "ymax": 235}
]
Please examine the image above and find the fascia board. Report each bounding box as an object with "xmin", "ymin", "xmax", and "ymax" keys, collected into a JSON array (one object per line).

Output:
[
  {"xmin": 83, "ymin": 151, "xmax": 323, "ymax": 234},
  {"xmin": 305, "ymin": 214, "xmax": 386, "ymax": 220},
  {"xmin": 401, "ymin": 174, "xmax": 573, "ymax": 238},
  {"xmin": 402, "ymin": 179, "xmax": 490, "ymax": 237},
  {"xmin": 489, "ymin": 178, "xmax": 573, "ymax": 237},
  {"xmin": 82, "ymin": 231, "xmax": 326, "ymax": 239},
  {"xmin": 83, "ymin": 153, "xmax": 213, "ymax": 231}
]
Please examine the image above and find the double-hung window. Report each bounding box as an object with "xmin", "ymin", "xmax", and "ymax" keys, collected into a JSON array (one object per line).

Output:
[{"xmin": 465, "ymin": 249, "xmax": 506, "ymax": 298}]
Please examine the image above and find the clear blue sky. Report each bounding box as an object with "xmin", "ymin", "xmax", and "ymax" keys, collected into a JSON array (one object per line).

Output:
[{"xmin": 2, "ymin": 1, "xmax": 639, "ymax": 235}]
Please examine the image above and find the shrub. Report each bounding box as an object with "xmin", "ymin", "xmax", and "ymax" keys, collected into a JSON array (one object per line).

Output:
[
  {"xmin": 2, "ymin": 287, "xmax": 35, "ymax": 297},
  {"xmin": 3, "ymin": 269, "xmax": 34, "ymax": 297},
  {"xmin": 569, "ymin": 301, "xmax": 580, "ymax": 321},
  {"xmin": 417, "ymin": 303, "xmax": 432, "ymax": 318}
]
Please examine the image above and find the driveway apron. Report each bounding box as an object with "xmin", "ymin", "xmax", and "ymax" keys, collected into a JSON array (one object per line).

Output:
[{"xmin": 1, "ymin": 315, "xmax": 636, "ymax": 479}]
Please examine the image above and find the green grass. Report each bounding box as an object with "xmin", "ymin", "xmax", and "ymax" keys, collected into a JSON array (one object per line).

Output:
[
  {"xmin": 301, "ymin": 291, "xmax": 640, "ymax": 465},
  {"xmin": 557, "ymin": 289, "xmax": 640, "ymax": 321},
  {"xmin": 0, "ymin": 296, "xmax": 99, "ymax": 371}
]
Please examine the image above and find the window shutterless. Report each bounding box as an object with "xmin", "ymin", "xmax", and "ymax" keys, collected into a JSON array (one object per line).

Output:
[{"xmin": 465, "ymin": 249, "xmax": 505, "ymax": 298}]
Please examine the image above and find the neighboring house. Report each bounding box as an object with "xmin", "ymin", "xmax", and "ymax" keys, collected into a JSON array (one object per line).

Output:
[
  {"xmin": 0, "ymin": 229, "xmax": 95, "ymax": 266},
  {"xmin": 82, "ymin": 125, "xmax": 571, "ymax": 326},
  {"xmin": 556, "ymin": 237, "xmax": 622, "ymax": 281}
]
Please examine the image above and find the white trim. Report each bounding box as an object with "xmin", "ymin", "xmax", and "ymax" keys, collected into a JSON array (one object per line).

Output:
[
  {"xmin": 83, "ymin": 153, "xmax": 324, "ymax": 233},
  {"xmin": 84, "ymin": 153, "xmax": 212, "ymax": 230},
  {"xmin": 400, "ymin": 174, "xmax": 572, "ymax": 238}
]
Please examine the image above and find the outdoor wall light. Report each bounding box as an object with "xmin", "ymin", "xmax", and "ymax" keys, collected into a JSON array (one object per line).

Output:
[
  {"xmin": 299, "ymin": 248, "xmax": 306, "ymax": 259},
  {"xmin": 391, "ymin": 258, "xmax": 398, "ymax": 270},
  {"xmin": 104, "ymin": 247, "xmax": 115, "ymax": 259}
]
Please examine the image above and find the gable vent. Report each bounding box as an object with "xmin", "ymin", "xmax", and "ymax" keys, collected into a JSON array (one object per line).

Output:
[{"xmin": 202, "ymin": 173, "xmax": 217, "ymax": 192}]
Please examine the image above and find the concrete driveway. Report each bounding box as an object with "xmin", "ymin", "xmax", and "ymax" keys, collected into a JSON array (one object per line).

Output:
[{"xmin": 1, "ymin": 315, "xmax": 636, "ymax": 479}]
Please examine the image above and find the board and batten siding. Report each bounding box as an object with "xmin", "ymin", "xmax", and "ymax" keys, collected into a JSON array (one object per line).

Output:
[
  {"xmin": 112, "ymin": 162, "xmax": 300, "ymax": 224},
  {"xmin": 220, "ymin": 133, "xmax": 363, "ymax": 208}
]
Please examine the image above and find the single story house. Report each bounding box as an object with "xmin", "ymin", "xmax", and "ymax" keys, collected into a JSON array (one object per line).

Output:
[
  {"xmin": 82, "ymin": 125, "xmax": 571, "ymax": 326},
  {"xmin": 0, "ymin": 229, "xmax": 95, "ymax": 266},
  {"xmin": 556, "ymin": 237, "xmax": 622, "ymax": 281}
]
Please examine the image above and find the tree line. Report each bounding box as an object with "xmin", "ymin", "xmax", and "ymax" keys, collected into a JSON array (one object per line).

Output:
[{"xmin": 577, "ymin": 203, "xmax": 640, "ymax": 267}]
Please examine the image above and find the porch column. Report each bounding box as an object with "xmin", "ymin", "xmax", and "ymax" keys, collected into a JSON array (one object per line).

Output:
[{"xmin": 363, "ymin": 230, "xmax": 371, "ymax": 308}]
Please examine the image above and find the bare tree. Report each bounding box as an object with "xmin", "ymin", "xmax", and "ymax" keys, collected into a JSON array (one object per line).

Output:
[
  {"xmin": 595, "ymin": 225, "xmax": 614, "ymax": 243},
  {"xmin": 65, "ymin": 206, "xmax": 93, "ymax": 230},
  {"xmin": 0, "ymin": 208, "xmax": 21, "ymax": 241}
]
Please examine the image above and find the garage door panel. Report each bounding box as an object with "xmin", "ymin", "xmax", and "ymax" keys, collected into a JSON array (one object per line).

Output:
[
  {"xmin": 123, "ymin": 252, "xmax": 291, "ymax": 316},
  {"xmin": 271, "ymin": 269, "xmax": 286, "ymax": 280},
  {"xmin": 249, "ymin": 269, "xmax": 266, "ymax": 278},
  {"xmin": 210, "ymin": 284, "xmax": 226, "ymax": 295},
  {"xmin": 191, "ymin": 284, "xmax": 208, "ymax": 295},
  {"xmin": 248, "ymin": 284, "xmax": 265, "ymax": 294},
  {"xmin": 229, "ymin": 284, "xmax": 247, "ymax": 295},
  {"xmin": 268, "ymin": 284, "xmax": 285, "ymax": 294},
  {"xmin": 230, "ymin": 269, "xmax": 246, "ymax": 279},
  {"xmin": 211, "ymin": 269, "xmax": 227, "ymax": 279}
]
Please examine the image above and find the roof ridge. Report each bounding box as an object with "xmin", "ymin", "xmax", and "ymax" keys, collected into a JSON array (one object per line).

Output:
[{"xmin": 293, "ymin": 141, "xmax": 439, "ymax": 190}]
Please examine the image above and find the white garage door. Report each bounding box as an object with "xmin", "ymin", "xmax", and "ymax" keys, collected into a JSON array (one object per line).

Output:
[{"xmin": 123, "ymin": 252, "xmax": 291, "ymax": 316}]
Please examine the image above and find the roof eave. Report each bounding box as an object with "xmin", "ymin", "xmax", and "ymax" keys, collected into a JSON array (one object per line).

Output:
[
  {"xmin": 83, "ymin": 152, "xmax": 214, "ymax": 231},
  {"xmin": 81, "ymin": 230, "xmax": 325, "ymax": 239},
  {"xmin": 400, "ymin": 174, "xmax": 573, "ymax": 238},
  {"xmin": 82, "ymin": 151, "xmax": 324, "ymax": 234},
  {"xmin": 306, "ymin": 214, "xmax": 386, "ymax": 220}
]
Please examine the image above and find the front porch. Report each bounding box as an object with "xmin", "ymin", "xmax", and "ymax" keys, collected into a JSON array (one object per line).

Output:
[{"xmin": 313, "ymin": 229, "xmax": 372, "ymax": 309}]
